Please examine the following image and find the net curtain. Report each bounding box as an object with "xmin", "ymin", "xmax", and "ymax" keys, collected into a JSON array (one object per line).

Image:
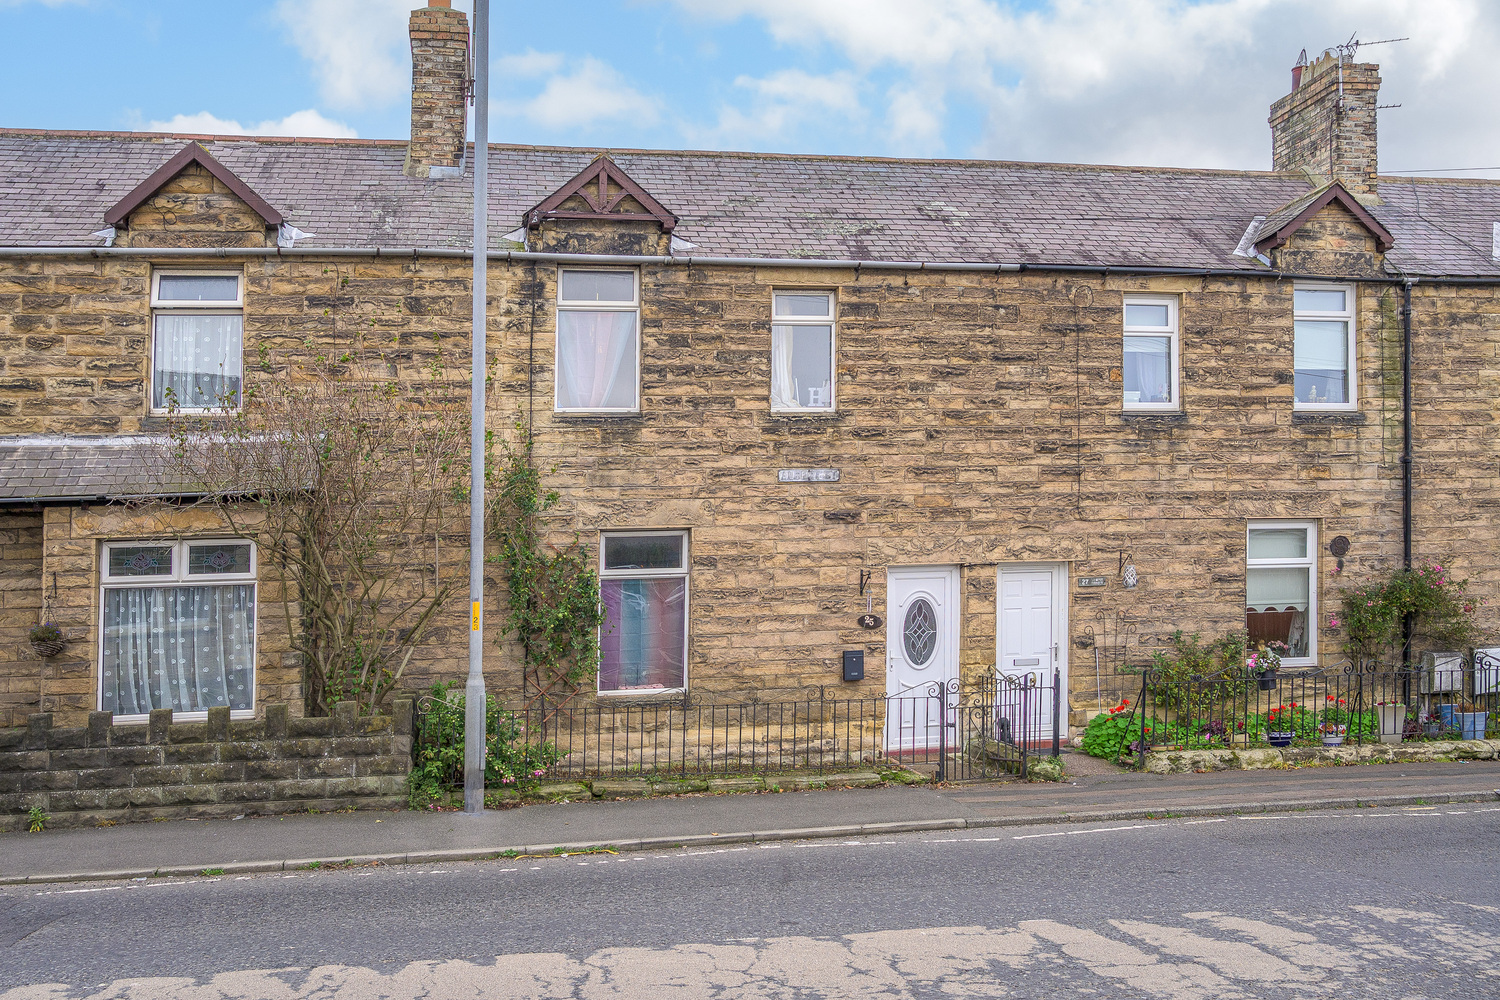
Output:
[
  {"xmin": 153, "ymin": 314, "xmax": 243, "ymax": 408},
  {"xmin": 100, "ymin": 585, "xmax": 255, "ymax": 716},
  {"xmin": 557, "ymin": 311, "xmax": 637, "ymax": 409}
]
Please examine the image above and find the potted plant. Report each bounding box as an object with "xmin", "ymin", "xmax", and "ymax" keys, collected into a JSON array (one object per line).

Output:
[
  {"xmin": 1320, "ymin": 695, "xmax": 1349, "ymax": 745},
  {"xmin": 28, "ymin": 622, "xmax": 65, "ymax": 658},
  {"xmin": 1248, "ymin": 642, "xmax": 1285, "ymax": 690},
  {"xmin": 1449, "ymin": 700, "xmax": 1489, "ymax": 741},
  {"xmin": 1266, "ymin": 704, "xmax": 1297, "ymax": 747},
  {"xmin": 1419, "ymin": 708, "xmax": 1449, "ymax": 739},
  {"xmin": 1375, "ymin": 700, "xmax": 1406, "ymax": 744}
]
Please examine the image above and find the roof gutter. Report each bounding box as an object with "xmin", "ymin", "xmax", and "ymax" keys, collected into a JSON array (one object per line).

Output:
[{"xmin": 0, "ymin": 245, "xmax": 1498, "ymax": 283}]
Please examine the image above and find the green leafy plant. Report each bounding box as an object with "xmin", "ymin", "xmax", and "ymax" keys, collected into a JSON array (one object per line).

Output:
[
  {"xmin": 1081, "ymin": 699, "xmax": 1143, "ymax": 759},
  {"xmin": 27, "ymin": 806, "xmax": 49, "ymax": 833},
  {"xmin": 407, "ymin": 681, "xmax": 562, "ymax": 808},
  {"xmin": 1147, "ymin": 631, "xmax": 1251, "ymax": 716},
  {"xmin": 490, "ymin": 426, "xmax": 604, "ymax": 707},
  {"xmin": 1336, "ymin": 562, "xmax": 1483, "ymax": 660},
  {"xmin": 28, "ymin": 622, "xmax": 62, "ymax": 644}
]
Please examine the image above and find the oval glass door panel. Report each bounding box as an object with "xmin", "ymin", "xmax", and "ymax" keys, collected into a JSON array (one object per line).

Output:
[{"xmin": 903, "ymin": 597, "xmax": 938, "ymax": 666}]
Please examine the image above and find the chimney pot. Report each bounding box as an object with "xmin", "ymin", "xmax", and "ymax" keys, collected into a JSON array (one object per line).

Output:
[{"xmin": 404, "ymin": 2, "xmax": 469, "ymax": 179}]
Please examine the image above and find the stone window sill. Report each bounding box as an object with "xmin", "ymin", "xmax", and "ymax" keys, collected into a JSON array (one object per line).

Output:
[{"xmin": 1292, "ymin": 411, "xmax": 1367, "ymax": 425}]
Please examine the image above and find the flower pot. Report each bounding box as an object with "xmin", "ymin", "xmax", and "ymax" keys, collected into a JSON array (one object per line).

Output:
[
  {"xmin": 29, "ymin": 639, "xmax": 65, "ymax": 658},
  {"xmin": 1376, "ymin": 704, "xmax": 1406, "ymax": 744},
  {"xmin": 1453, "ymin": 712, "xmax": 1489, "ymax": 741},
  {"xmin": 1267, "ymin": 731, "xmax": 1294, "ymax": 748},
  {"xmin": 1256, "ymin": 672, "xmax": 1279, "ymax": 691},
  {"xmin": 1321, "ymin": 724, "xmax": 1347, "ymax": 747},
  {"xmin": 1421, "ymin": 722, "xmax": 1446, "ymax": 739}
]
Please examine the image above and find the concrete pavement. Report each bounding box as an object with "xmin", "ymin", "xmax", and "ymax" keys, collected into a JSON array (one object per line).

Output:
[{"xmin": 3, "ymin": 755, "xmax": 1499, "ymax": 884}]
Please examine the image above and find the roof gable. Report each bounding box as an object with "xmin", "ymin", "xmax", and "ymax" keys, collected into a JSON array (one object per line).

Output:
[
  {"xmin": 1254, "ymin": 181, "xmax": 1393, "ymax": 254},
  {"xmin": 103, "ymin": 142, "xmax": 283, "ymax": 228},
  {"xmin": 524, "ymin": 154, "xmax": 677, "ymax": 232}
]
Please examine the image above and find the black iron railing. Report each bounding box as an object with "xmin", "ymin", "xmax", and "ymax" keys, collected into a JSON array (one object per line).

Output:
[
  {"xmin": 1116, "ymin": 652, "xmax": 1500, "ymax": 767},
  {"xmin": 414, "ymin": 670, "xmax": 1064, "ymax": 783}
]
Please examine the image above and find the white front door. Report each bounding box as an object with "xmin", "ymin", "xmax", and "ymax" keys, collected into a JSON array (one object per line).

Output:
[
  {"xmin": 885, "ymin": 566, "xmax": 960, "ymax": 752},
  {"xmin": 998, "ymin": 565, "xmax": 1068, "ymax": 743}
]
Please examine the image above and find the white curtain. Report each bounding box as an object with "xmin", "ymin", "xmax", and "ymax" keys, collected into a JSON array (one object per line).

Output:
[
  {"xmin": 771, "ymin": 326, "xmax": 798, "ymax": 408},
  {"xmin": 1246, "ymin": 567, "xmax": 1310, "ymax": 612},
  {"xmin": 153, "ymin": 314, "xmax": 243, "ymax": 408},
  {"xmin": 1123, "ymin": 336, "xmax": 1171, "ymax": 403},
  {"xmin": 557, "ymin": 311, "xmax": 637, "ymax": 409},
  {"xmin": 100, "ymin": 585, "xmax": 255, "ymax": 716}
]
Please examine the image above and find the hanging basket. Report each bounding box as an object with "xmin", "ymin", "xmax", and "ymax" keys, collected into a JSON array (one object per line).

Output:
[{"xmin": 30, "ymin": 639, "xmax": 65, "ymax": 658}]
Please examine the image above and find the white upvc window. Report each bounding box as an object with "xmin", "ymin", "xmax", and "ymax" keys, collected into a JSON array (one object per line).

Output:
[
  {"xmin": 99, "ymin": 539, "xmax": 258, "ymax": 723},
  {"xmin": 597, "ymin": 530, "xmax": 688, "ymax": 695},
  {"xmin": 1293, "ymin": 283, "xmax": 1356, "ymax": 409},
  {"xmin": 1122, "ymin": 295, "xmax": 1179, "ymax": 411},
  {"xmin": 150, "ymin": 270, "xmax": 245, "ymax": 413},
  {"xmin": 771, "ymin": 291, "xmax": 835, "ymax": 412},
  {"xmin": 1245, "ymin": 521, "xmax": 1317, "ymax": 665},
  {"xmin": 555, "ymin": 268, "xmax": 640, "ymax": 412}
]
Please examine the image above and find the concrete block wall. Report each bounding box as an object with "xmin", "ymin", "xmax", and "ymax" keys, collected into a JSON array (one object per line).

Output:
[{"xmin": 0, "ymin": 700, "xmax": 413, "ymax": 831}]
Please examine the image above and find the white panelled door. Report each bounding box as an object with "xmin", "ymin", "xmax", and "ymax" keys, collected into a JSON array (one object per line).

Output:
[
  {"xmin": 998, "ymin": 566, "xmax": 1068, "ymax": 743},
  {"xmin": 885, "ymin": 566, "xmax": 960, "ymax": 752}
]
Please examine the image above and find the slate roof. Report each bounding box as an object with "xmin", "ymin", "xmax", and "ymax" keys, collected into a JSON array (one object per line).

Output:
[
  {"xmin": 2, "ymin": 129, "xmax": 1497, "ymax": 276},
  {"xmin": 0, "ymin": 436, "xmax": 191, "ymax": 502}
]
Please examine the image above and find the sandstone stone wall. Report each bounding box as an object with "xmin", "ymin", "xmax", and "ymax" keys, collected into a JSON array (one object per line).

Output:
[
  {"xmin": 0, "ymin": 511, "xmax": 43, "ymax": 728},
  {"xmin": 0, "ymin": 700, "xmax": 412, "ymax": 831},
  {"xmin": 116, "ymin": 163, "xmax": 274, "ymax": 249},
  {"xmin": 2, "ymin": 204, "xmax": 1498, "ymax": 729}
]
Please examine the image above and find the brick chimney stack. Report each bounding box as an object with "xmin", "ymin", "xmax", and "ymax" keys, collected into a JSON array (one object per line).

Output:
[
  {"xmin": 1269, "ymin": 49, "xmax": 1381, "ymax": 198},
  {"xmin": 404, "ymin": 1, "xmax": 470, "ymax": 179}
]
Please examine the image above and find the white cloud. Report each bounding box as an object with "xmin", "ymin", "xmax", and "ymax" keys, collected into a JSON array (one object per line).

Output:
[
  {"xmin": 664, "ymin": 0, "xmax": 1500, "ymax": 173},
  {"xmin": 145, "ymin": 110, "xmax": 358, "ymax": 139},
  {"xmin": 497, "ymin": 49, "xmax": 565, "ymax": 79},
  {"xmin": 274, "ymin": 0, "xmax": 424, "ymax": 111},
  {"xmin": 697, "ymin": 69, "xmax": 864, "ymax": 146},
  {"xmin": 497, "ymin": 55, "xmax": 660, "ymax": 129}
]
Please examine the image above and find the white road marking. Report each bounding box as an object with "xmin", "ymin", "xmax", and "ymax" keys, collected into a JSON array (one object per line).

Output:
[{"xmin": 1013, "ymin": 824, "xmax": 1154, "ymax": 840}]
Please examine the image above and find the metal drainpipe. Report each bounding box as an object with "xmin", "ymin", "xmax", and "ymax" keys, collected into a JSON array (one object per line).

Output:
[{"xmin": 1401, "ymin": 280, "xmax": 1415, "ymax": 678}]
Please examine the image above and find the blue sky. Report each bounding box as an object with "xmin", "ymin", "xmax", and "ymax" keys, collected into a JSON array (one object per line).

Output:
[{"xmin": 3, "ymin": 0, "xmax": 1499, "ymax": 176}]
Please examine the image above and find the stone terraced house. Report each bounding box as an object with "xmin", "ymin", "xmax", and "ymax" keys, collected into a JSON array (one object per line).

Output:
[{"xmin": 3, "ymin": 4, "xmax": 1500, "ymax": 752}]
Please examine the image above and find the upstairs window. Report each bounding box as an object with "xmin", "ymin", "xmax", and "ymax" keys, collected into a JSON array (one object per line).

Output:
[
  {"xmin": 771, "ymin": 291, "xmax": 835, "ymax": 411},
  {"xmin": 1246, "ymin": 522, "xmax": 1316, "ymax": 663},
  {"xmin": 100, "ymin": 539, "xmax": 257, "ymax": 722},
  {"xmin": 598, "ymin": 531, "xmax": 688, "ymax": 694},
  {"xmin": 151, "ymin": 271, "xmax": 244, "ymax": 412},
  {"xmin": 1294, "ymin": 284, "xmax": 1355, "ymax": 409},
  {"xmin": 555, "ymin": 269, "xmax": 639, "ymax": 412},
  {"xmin": 1122, "ymin": 295, "xmax": 1178, "ymax": 410}
]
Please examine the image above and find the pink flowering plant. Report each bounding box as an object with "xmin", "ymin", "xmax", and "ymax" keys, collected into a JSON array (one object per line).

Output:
[{"xmin": 1333, "ymin": 562, "xmax": 1482, "ymax": 660}]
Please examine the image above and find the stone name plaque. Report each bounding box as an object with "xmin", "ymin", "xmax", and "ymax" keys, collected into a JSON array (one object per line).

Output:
[{"xmin": 778, "ymin": 468, "xmax": 840, "ymax": 483}]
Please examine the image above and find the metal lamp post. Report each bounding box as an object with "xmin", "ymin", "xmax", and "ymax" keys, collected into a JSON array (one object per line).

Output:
[{"xmin": 463, "ymin": 0, "xmax": 490, "ymax": 815}]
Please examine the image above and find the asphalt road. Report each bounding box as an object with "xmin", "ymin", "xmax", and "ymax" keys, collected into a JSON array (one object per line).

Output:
[{"xmin": 2, "ymin": 804, "xmax": 1497, "ymax": 998}]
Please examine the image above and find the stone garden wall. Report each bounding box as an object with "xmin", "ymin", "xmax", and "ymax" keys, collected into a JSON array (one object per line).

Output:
[{"xmin": 0, "ymin": 700, "xmax": 412, "ymax": 832}]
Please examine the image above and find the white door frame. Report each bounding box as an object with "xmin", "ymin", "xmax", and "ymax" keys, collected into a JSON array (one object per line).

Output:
[
  {"xmin": 996, "ymin": 562, "xmax": 1070, "ymax": 738},
  {"xmin": 884, "ymin": 564, "xmax": 961, "ymax": 751}
]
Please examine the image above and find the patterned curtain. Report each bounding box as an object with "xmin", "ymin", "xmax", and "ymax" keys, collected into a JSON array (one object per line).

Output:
[
  {"xmin": 100, "ymin": 585, "xmax": 255, "ymax": 716},
  {"xmin": 153, "ymin": 314, "xmax": 243, "ymax": 409},
  {"xmin": 599, "ymin": 578, "xmax": 686, "ymax": 691}
]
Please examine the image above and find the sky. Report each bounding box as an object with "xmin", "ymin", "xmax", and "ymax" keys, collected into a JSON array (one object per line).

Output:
[{"xmin": 2, "ymin": 0, "xmax": 1499, "ymax": 177}]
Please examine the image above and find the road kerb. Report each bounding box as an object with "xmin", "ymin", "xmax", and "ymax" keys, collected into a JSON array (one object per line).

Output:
[{"xmin": 3, "ymin": 788, "xmax": 1497, "ymax": 888}]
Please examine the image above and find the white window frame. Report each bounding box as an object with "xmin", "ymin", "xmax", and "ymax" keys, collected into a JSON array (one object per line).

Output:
[
  {"xmin": 770, "ymin": 290, "xmax": 836, "ymax": 413},
  {"xmin": 149, "ymin": 270, "xmax": 246, "ymax": 415},
  {"xmin": 597, "ymin": 529, "xmax": 689, "ymax": 696},
  {"xmin": 554, "ymin": 267, "xmax": 641, "ymax": 414},
  {"xmin": 1122, "ymin": 294, "xmax": 1179, "ymax": 412},
  {"xmin": 1292, "ymin": 282, "xmax": 1357, "ymax": 412},
  {"xmin": 1245, "ymin": 520, "xmax": 1317, "ymax": 667},
  {"xmin": 99, "ymin": 538, "xmax": 258, "ymax": 723}
]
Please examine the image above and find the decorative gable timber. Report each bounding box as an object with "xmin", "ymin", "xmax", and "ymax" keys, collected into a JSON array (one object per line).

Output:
[
  {"xmin": 1254, "ymin": 180, "xmax": 1392, "ymax": 255},
  {"xmin": 103, "ymin": 142, "xmax": 283, "ymax": 228},
  {"xmin": 524, "ymin": 155, "xmax": 677, "ymax": 232}
]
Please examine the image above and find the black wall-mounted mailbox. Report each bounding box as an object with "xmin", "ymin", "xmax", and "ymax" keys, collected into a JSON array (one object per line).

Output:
[{"xmin": 842, "ymin": 650, "xmax": 864, "ymax": 682}]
